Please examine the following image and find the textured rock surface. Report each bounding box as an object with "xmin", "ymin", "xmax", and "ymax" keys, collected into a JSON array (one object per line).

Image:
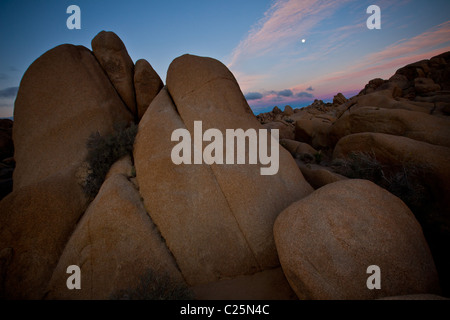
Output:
[
  {"xmin": 134, "ymin": 59, "xmax": 164, "ymax": 120},
  {"xmin": 333, "ymin": 133, "xmax": 450, "ymax": 196},
  {"xmin": 263, "ymin": 121, "xmax": 295, "ymax": 140},
  {"xmin": 134, "ymin": 88, "xmax": 259, "ymax": 285},
  {"xmin": 7, "ymin": 42, "xmax": 133, "ymax": 299},
  {"xmin": 192, "ymin": 267, "xmax": 297, "ymax": 300},
  {"xmin": 295, "ymin": 118, "xmax": 331, "ymax": 149},
  {"xmin": 13, "ymin": 44, "xmax": 133, "ymax": 190},
  {"xmin": 274, "ymin": 179, "xmax": 440, "ymax": 300},
  {"xmin": 280, "ymin": 139, "xmax": 317, "ymax": 158},
  {"xmin": 166, "ymin": 54, "xmax": 313, "ymax": 273},
  {"xmin": 355, "ymin": 89, "xmax": 432, "ymax": 113},
  {"xmin": 92, "ymin": 31, "xmax": 137, "ymax": 116},
  {"xmin": 45, "ymin": 173, "xmax": 185, "ymax": 299},
  {"xmin": 0, "ymin": 168, "xmax": 87, "ymax": 299},
  {"xmin": 4, "ymin": 32, "xmax": 450, "ymax": 301},
  {"xmin": 296, "ymin": 162, "xmax": 348, "ymax": 189},
  {"xmin": 330, "ymin": 107, "xmax": 450, "ymax": 147},
  {"xmin": 284, "ymin": 105, "xmax": 294, "ymax": 116},
  {"xmin": 134, "ymin": 55, "xmax": 312, "ymax": 286},
  {"xmin": 105, "ymin": 155, "xmax": 134, "ymax": 180}
]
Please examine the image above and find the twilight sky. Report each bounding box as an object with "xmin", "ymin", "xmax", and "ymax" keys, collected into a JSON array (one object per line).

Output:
[{"xmin": 1, "ymin": 0, "xmax": 449, "ymax": 118}]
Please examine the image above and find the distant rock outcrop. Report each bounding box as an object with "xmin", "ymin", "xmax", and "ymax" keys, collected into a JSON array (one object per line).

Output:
[
  {"xmin": 329, "ymin": 106, "xmax": 450, "ymax": 147},
  {"xmin": 263, "ymin": 121, "xmax": 295, "ymax": 140}
]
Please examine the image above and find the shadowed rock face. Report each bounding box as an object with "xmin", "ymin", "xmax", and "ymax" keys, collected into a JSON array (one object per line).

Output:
[
  {"xmin": 92, "ymin": 31, "xmax": 137, "ymax": 117},
  {"xmin": 0, "ymin": 167, "xmax": 88, "ymax": 299},
  {"xmin": 0, "ymin": 119, "xmax": 13, "ymax": 161},
  {"xmin": 2, "ymin": 42, "xmax": 133, "ymax": 299},
  {"xmin": 134, "ymin": 59, "xmax": 164, "ymax": 120},
  {"xmin": 0, "ymin": 119, "xmax": 14, "ymax": 201},
  {"xmin": 333, "ymin": 132, "xmax": 450, "ymax": 208}
]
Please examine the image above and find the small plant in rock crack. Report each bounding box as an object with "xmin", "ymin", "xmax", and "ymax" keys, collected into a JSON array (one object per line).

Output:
[
  {"xmin": 83, "ymin": 122, "xmax": 138, "ymax": 200},
  {"xmin": 314, "ymin": 151, "xmax": 323, "ymax": 164},
  {"xmin": 332, "ymin": 151, "xmax": 384, "ymax": 181},
  {"xmin": 285, "ymin": 118, "xmax": 295, "ymax": 124},
  {"xmin": 110, "ymin": 269, "xmax": 194, "ymax": 300}
]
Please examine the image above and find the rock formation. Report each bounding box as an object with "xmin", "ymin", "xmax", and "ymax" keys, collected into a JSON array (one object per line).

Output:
[
  {"xmin": 91, "ymin": 31, "xmax": 137, "ymax": 117},
  {"xmin": 134, "ymin": 59, "xmax": 164, "ymax": 120},
  {"xmin": 1, "ymin": 30, "xmax": 449, "ymax": 300},
  {"xmin": 134, "ymin": 54, "xmax": 313, "ymax": 286}
]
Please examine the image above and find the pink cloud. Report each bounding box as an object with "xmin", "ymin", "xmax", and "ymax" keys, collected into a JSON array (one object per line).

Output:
[
  {"xmin": 227, "ymin": 0, "xmax": 352, "ymax": 70},
  {"xmin": 293, "ymin": 21, "xmax": 450, "ymax": 95},
  {"xmin": 250, "ymin": 41, "xmax": 450, "ymax": 110},
  {"xmin": 364, "ymin": 21, "xmax": 450, "ymax": 65},
  {"xmin": 232, "ymin": 71, "xmax": 269, "ymax": 93}
]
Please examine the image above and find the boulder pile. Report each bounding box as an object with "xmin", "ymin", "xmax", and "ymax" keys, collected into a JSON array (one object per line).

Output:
[
  {"xmin": 1, "ymin": 31, "xmax": 448, "ymax": 300},
  {"xmin": 258, "ymin": 51, "xmax": 450, "ymax": 297}
]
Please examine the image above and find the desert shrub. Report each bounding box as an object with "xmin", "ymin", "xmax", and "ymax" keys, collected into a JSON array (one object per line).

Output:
[
  {"xmin": 314, "ymin": 151, "xmax": 323, "ymax": 164},
  {"xmin": 332, "ymin": 152, "xmax": 384, "ymax": 181},
  {"xmin": 285, "ymin": 118, "xmax": 294, "ymax": 124},
  {"xmin": 332, "ymin": 152, "xmax": 431, "ymax": 212},
  {"xmin": 83, "ymin": 122, "xmax": 138, "ymax": 199},
  {"xmin": 385, "ymin": 163, "xmax": 431, "ymax": 211},
  {"xmin": 297, "ymin": 152, "xmax": 315, "ymax": 164},
  {"xmin": 110, "ymin": 269, "xmax": 193, "ymax": 300}
]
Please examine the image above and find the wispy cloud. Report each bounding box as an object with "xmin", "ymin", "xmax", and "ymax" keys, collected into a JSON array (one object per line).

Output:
[
  {"xmin": 276, "ymin": 89, "xmax": 293, "ymax": 97},
  {"xmin": 296, "ymin": 91, "xmax": 314, "ymax": 98},
  {"xmin": 0, "ymin": 87, "xmax": 19, "ymax": 98},
  {"xmin": 230, "ymin": 0, "xmax": 450, "ymax": 111},
  {"xmin": 233, "ymin": 70, "xmax": 269, "ymax": 93},
  {"xmin": 245, "ymin": 92, "xmax": 264, "ymax": 100},
  {"xmin": 302, "ymin": 21, "xmax": 450, "ymax": 91},
  {"xmin": 244, "ymin": 87, "xmax": 312, "ymax": 102},
  {"xmin": 244, "ymin": 87, "xmax": 316, "ymax": 111},
  {"xmin": 363, "ymin": 20, "xmax": 450, "ymax": 65},
  {"xmin": 227, "ymin": 0, "xmax": 352, "ymax": 78}
]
